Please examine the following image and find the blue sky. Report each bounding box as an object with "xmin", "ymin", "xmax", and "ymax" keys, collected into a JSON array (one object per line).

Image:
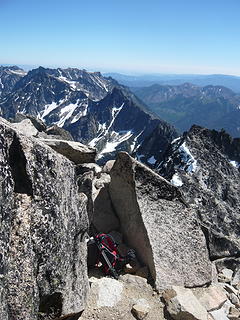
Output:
[{"xmin": 1, "ymin": 0, "xmax": 240, "ymax": 75}]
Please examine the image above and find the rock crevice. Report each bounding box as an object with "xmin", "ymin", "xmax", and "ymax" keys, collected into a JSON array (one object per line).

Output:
[{"xmin": 9, "ymin": 133, "xmax": 33, "ymax": 195}]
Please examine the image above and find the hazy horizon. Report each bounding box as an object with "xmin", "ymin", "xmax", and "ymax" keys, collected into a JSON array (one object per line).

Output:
[
  {"xmin": 2, "ymin": 63, "xmax": 240, "ymax": 79},
  {"xmin": 1, "ymin": 0, "xmax": 240, "ymax": 75}
]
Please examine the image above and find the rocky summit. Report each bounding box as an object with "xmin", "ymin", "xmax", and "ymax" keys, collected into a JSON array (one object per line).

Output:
[
  {"xmin": 0, "ymin": 66, "xmax": 240, "ymax": 320},
  {"xmin": 0, "ymin": 114, "xmax": 240, "ymax": 320}
]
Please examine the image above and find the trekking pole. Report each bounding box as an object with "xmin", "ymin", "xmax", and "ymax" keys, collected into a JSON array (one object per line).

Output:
[
  {"xmin": 89, "ymin": 224, "xmax": 119, "ymax": 280},
  {"xmin": 99, "ymin": 246, "xmax": 119, "ymax": 280}
]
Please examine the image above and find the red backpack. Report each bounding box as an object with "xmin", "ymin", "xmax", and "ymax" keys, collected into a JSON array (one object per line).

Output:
[{"xmin": 95, "ymin": 233, "xmax": 123, "ymax": 275}]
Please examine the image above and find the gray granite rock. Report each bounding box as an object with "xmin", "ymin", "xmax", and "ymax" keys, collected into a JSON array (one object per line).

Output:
[
  {"xmin": 163, "ymin": 286, "xmax": 209, "ymax": 320},
  {"xmin": 12, "ymin": 118, "xmax": 39, "ymax": 137},
  {"xmin": 0, "ymin": 117, "xmax": 89, "ymax": 320},
  {"xmin": 14, "ymin": 112, "xmax": 47, "ymax": 132},
  {"xmin": 45, "ymin": 124, "xmax": 74, "ymax": 141},
  {"xmin": 209, "ymin": 308, "xmax": 230, "ymax": 320},
  {"xmin": 192, "ymin": 285, "xmax": 227, "ymax": 312},
  {"xmin": 109, "ymin": 152, "xmax": 212, "ymax": 289},
  {"xmin": 81, "ymin": 274, "xmax": 165, "ymax": 320},
  {"xmin": 40, "ymin": 138, "xmax": 96, "ymax": 164},
  {"xmin": 102, "ymin": 160, "xmax": 115, "ymax": 173},
  {"xmin": 132, "ymin": 301, "xmax": 150, "ymax": 320}
]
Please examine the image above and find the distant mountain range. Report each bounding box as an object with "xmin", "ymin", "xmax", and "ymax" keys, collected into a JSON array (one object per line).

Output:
[
  {"xmin": 2, "ymin": 64, "xmax": 240, "ymax": 164},
  {"xmin": 0, "ymin": 66, "xmax": 177, "ymax": 163},
  {"xmin": 105, "ymin": 72, "xmax": 240, "ymax": 93},
  {"xmin": 132, "ymin": 83, "xmax": 240, "ymax": 137}
]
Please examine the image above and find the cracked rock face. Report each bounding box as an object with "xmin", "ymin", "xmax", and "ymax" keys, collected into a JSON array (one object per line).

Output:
[
  {"xmin": 0, "ymin": 118, "xmax": 89, "ymax": 320},
  {"xmin": 109, "ymin": 152, "xmax": 212, "ymax": 290}
]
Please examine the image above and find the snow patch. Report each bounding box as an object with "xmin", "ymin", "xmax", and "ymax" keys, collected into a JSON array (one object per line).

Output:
[
  {"xmin": 39, "ymin": 102, "xmax": 59, "ymax": 120},
  {"xmin": 171, "ymin": 137, "xmax": 181, "ymax": 144},
  {"xmin": 88, "ymin": 104, "xmax": 125, "ymax": 148},
  {"xmin": 88, "ymin": 122, "xmax": 108, "ymax": 147},
  {"xmin": 70, "ymin": 102, "xmax": 88, "ymax": 124},
  {"xmin": 230, "ymin": 160, "xmax": 240, "ymax": 168},
  {"xmin": 130, "ymin": 130, "xmax": 143, "ymax": 152},
  {"xmin": 9, "ymin": 69, "xmax": 26, "ymax": 76},
  {"xmin": 58, "ymin": 76, "xmax": 77, "ymax": 90},
  {"xmin": 147, "ymin": 156, "xmax": 157, "ymax": 165},
  {"xmin": 97, "ymin": 130, "xmax": 133, "ymax": 158},
  {"xmin": 98, "ymin": 122, "xmax": 107, "ymax": 132},
  {"xmin": 88, "ymin": 136, "xmax": 102, "ymax": 148},
  {"xmin": 57, "ymin": 101, "xmax": 80, "ymax": 127},
  {"xmin": 60, "ymin": 103, "xmax": 77, "ymax": 116},
  {"xmin": 90, "ymin": 73, "xmax": 109, "ymax": 92},
  {"xmin": 178, "ymin": 142, "xmax": 198, "ymax": 173},
  {"xmin": 171, "ymin": 173, "xmax": 183, "ymax": 187},
  {"xmin": 107, "ymin": 103, "xmax": 124, "ymax": 132},
  {"xmin": 0, "ymin": 78, "xmax": 3, "ymax": 89}
]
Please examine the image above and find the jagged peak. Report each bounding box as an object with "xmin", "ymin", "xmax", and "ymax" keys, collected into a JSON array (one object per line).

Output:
[
  {"xmin": 186, "ymin": 124, "xmax": 240, "ymax": 163},
  {"xmin": 0, "ymin": 65, "xmax": 24, "ymax": 71}
]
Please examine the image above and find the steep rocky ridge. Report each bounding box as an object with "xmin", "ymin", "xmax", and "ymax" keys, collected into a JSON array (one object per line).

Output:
[
  {"xmin": 0, "ymin": 66, "xmax": 114, "ymax": 121},
  {"xmin": 0, "ymin": 66, "xmax": 178, "ymax": 164},
  {"xmin": 136, "ymin": 122, "xmax": 177, "ymax": 167},
  {"xmin": 64, "ymin": 87, "xmax": 177, "ymax": 162},
  {"xmin": 157, "ymin": 125, "xmax": 240, "ymax": 260},
  {"xmin": 0, "ymin": 117, "xmax": 89, "ymax": 320}
]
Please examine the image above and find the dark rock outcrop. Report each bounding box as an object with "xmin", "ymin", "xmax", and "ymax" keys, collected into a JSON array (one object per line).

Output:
[
  {"xmin": 157, "ymin": 125, "xmax": 240, "ymax": 260},
  {"xmin": 92, "ymin": 173, "xmax": 120, "ymax": 233},
  {"xmin": 136, "ymin": 122, "xmax": 179, "ymax": 167},
  {"xmin": 0, "ymin": 117, "xmax": 89, "ymax": 320},
  {"xmin": 109, "ymin": 152, "xmax": 212, "ymax": 290}
]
